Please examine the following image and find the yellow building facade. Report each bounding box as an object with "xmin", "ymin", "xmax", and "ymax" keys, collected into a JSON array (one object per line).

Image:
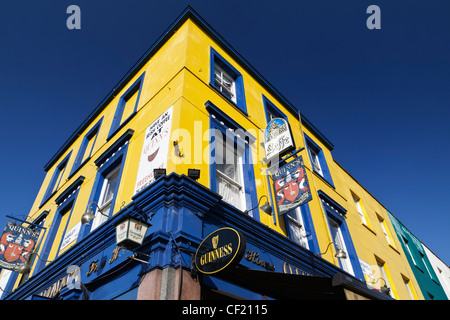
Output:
[{"xmin": 1, "ymin": 7, "xmax": 422, "ymax": 300}]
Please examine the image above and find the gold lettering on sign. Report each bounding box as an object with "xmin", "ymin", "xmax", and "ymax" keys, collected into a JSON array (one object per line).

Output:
[
  {"xmin": 110, "ymin": 246, "xmax": 121, "ymax": 264},
  {"xmin": 38, "ymin": 269, "xmax": 79, "ymax": 299},
  {"xmin": 86, "ymin": 260, "xmax": 98, "ymax": 277},
  {"xmin": 244, "ymin": 250, "xmax": 275, "ymax": 271},
  {"xmin": 199, "ymin": 243, "xmax": 233, "ymax": 266},
  {"xmin": 283, "ymin": 262, "xmax": 312, "ymax": 276}
]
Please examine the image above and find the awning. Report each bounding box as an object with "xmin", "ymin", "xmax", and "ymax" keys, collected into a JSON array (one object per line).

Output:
[{"xmin": 215, "ymin": 266, "xmax": 392, "ymax": 300}]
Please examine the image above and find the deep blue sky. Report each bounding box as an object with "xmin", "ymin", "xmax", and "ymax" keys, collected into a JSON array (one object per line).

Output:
[{"xmin": 1, "ymin": 1, "xmax": 449, "ymax": 265}]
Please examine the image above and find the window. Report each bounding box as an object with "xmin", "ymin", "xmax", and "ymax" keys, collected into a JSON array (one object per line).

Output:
[
  {"xmin": 304, "ymin": 134, "xmax": 334, "ymax": 187},
  {"xmin": 377, "ymin": 259, "xmax": 396, "ymax": 299},
  {"xmin": 206, "ymin": 101, "xmax": 257, "ymax": 218},
  {"xmin": 420, "ymin": 252, "xmax": 438, "ymax": 282},
  {"xmin": 91, "ymin": 165, "xmax": 120, "ymax": 231},
  {"xmin": 351, "ymin": 192, "xmax": 369, "ymax": 226},
  {"xmin": 214, "ymin": 64, "xmax": 236, "ymax": 102},
  {"xmin": 328, "ymin": 218, "xmax": 354, "ymax": 276},
  {"xmin": 210, "ymin": 48, "xmax": 247, "ymax": 114},
  {"xmin": 402, "ymin": 236, "xmax": 418, "ymax": 266},
  {"xmin": 378, "ymin": 215, "xmax": 394, "ymax": 246},
  {"xmin": 402, "ymin": 275, "xmax": 417, "ymax": 300},
  {"xmin": 215, "ymin": 139, "xmax": 246, "ymax": 211},
  {"xmin": 35, "ymin": 179, "xmax": 82, "ymax": 273},
  {"xmin": 319, "ymin": 191, "xmax": 365, "ymax": 281},
  {"xmin": 81, "ymin": 129, "xmax": 133, "ymax": 237},
  {"xmin": 40, "ymin": 151, "xmax": 72, "ymax": 207},
  {"xmin": 70, "ymin": 117, "xmax": 103, "ymax": 176},
  {"xmin": 286, "ymin": 207, "xmax": 312, "ymax": 250},
  {"xmin": 108, "ymin": 73, "xmax": 145, "ymax": 140}
]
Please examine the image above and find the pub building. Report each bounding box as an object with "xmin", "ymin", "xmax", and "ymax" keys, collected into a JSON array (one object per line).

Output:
[{"xmin": 0, "ymin": 7, "xmax": 399, "ymax": 300}]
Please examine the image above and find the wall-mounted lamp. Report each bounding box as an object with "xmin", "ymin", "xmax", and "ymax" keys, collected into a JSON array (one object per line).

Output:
[
  {"xmin": 17, "ymin": 252, "xmax": 52, "ymax": 275},
  {"xmin": 173, "ymin": 140, "xmax": 184, "ymax": 157},
  {"xmin": 244, "ymin": 195, "xmax": 273, "ymax": 216},
  {"xmin": 187, "ymin": 169, "xmax": 200, "ymax": 180},
  {"xmin": 81, "ymin": 202, "xmax": 108, "ymax": 225},
  {"xmin": 317, "ymin": 242, "xmax": 347, "ymax": 259},
  {"xmin": 369, "ymin": 277, "xmax": 391, "ymax": 295},
  {"xmin": 153, "ymin": 168, "xmax": 166, "ymax": 180}
]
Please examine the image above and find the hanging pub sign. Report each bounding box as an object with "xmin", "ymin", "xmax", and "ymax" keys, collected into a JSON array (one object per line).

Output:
[
  {"xmin": 264, "ymin": 118, "xmax": 295, "ymax": 160},
  {"xmin": 195, "ymin": 227, "xmax": 246, "ymax": 274},
  {"xmin": 0, "ymin": 222, "xmax": 41, "ymax": 272},
  {"xmin": 273, "ymin": 155, "xmax": 312, "ymax": 215},
  {"xmin": 114, "ymin": 216, "xmax": 151, "ymax": 250}
]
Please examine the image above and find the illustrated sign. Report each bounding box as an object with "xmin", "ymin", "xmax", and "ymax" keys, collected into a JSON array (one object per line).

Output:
[
  {"xmin": 134, "ymin": 106, "xmax": 173, "ymax": 195},
  {"xmin": 0, "ymin": 222, "xmax": 41, "ymax": 272},
  {"xmin": 264, "ymin": 118, "xmax": 295, "ymax": 160},
  {"xmin": 195, "ymin": 227, "xmax": 246, "ymax": 274},
  {"xmin": 273, "ymin": 156, "xmax": 312, "ymax": 215}
]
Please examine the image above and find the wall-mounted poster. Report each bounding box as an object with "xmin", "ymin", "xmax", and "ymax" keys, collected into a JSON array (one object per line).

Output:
[
  {"xmin": 134, "ymin": 106, "xmax": 173, "ymax": 195},
  {"xmin": 272, "ymin": 156, "xmax": 312, "ymax": 215},
  {"xmin": 0, "ymin": 222, "xmax": 41, "ymax": 272}
]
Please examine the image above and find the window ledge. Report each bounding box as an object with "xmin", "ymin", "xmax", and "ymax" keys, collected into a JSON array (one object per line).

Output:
[
  {"xmin": 209, "ymin": 83, "xmax": 248, "ymax": 116},
  {"xmin": 388, "ymin": 244, "xmax": 401, "ymax": 255},
  {"xmin": 361, "ymin": 222, "xmax": 377, "ymax": 235},
  {"xmin": 312, "ymin": 169, "xmax": 335, "ymax": 190}
]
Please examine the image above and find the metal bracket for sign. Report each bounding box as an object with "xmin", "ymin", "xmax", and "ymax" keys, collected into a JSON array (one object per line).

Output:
[
  {"xmin": 265, "ymin": 147, "xmax": 305, "ymax": 179},
  {"xmin": 5, "ymin": 215, "xmax": 48, "ymax": 231},
  {"xmin": 263, "ymin": 147, "xmax": 305, "ymax": 226}
]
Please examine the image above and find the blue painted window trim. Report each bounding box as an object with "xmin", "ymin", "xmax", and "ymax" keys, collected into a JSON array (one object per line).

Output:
[
  {"xmin": 78, "ymin": 130, "xmax": 133, "ymax": 240},
  {"xmin": 69, "ymin": 117, "xmax": 103, "ymax": 178},
  {"xmin": 304, "ymin": 133, "xmax": 334, "ymax": 188},
  {"xmin": 262, "ymin": 94, "xmax": 288, "ymax": 122},
  {"xmin": 107, "ymin": 72, "xmax": 145, "ymax": 141},
  {"xmin": 205, "ymin": 101, "xmax": 258, "ymax": 219},
  {"xmin": 39, "ymin": 151, "xmax": 73, "ymax": 208},
  {"xmin": 210, "ymin": 48, "xmax": 247, "ymax": 115},
  {"xmin": 285, "ymin": 204, "xmax": 320, "ymax": 254},
  {"xmin": 318, "ymin": 191, "xmax": 365, "ymax": 281},
  {"xmin": 35, "ymin": 181, "xmax": 81, "ymax": 273}
]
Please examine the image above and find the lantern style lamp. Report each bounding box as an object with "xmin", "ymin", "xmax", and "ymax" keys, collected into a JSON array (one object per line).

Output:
[{"xmin": 114, "ymin": 216, "xmax": 151, "ymax": 250}]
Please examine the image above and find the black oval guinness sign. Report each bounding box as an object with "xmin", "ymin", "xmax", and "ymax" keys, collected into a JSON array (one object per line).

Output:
[{"xmin": 195, "ymin": 227, "xmax": 246, "ymax": 274}]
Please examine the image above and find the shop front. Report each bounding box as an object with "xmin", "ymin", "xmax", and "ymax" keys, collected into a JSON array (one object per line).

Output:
[{"xmin": 3, "ymin": 174, "xmax": 390, "ymax": 300}]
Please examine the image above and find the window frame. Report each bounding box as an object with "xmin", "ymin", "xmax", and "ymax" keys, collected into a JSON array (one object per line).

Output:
[
  {"xmin": 304, "ymin": 134, "xmax": 334, "ymax": 187},
  {"xmin": 108, "ymin": 72, "xmax": 145, "ymax": 141},
  {"xmin": 206, "ymin": 101, "xmax": 257, "ymax": 218},
  {"xmin": 351, "ymin": 191, "xmax": 373, "ymax": 229},
  {"xmin": 79, "ymin": 129, "xmax": 133, "ymax": 239},
  {"xmin": 210, "ymin": 48, "xmax": 247, "ymax": 115},
  {"xmin": 318, "ymin": 191, "xmax": 365, "ymax": 281},
  {"xmin": 69, "ymin": 117, "xmax": 103, "ymax": 177},
  {"xmin": 40, "ymin": 151, "xmax": 73, "ymax": 208},
  {"xmin": 90, "ymin": 164, "xmax": 121, "ymax": 231},
  {"xmin": 35, "ymin": 178, "xmax": 82, "ymax": 273}
]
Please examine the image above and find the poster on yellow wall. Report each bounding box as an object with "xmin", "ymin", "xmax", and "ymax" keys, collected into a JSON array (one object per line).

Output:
[{"xmin": 134, "ymin": 106, "xmax": 173, "ymax": 195}]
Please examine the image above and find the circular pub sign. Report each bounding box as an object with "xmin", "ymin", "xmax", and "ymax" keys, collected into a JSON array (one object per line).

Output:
[{"xmin": 195, "ymin": 227, "xmax": 246, "ymax": 274}]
